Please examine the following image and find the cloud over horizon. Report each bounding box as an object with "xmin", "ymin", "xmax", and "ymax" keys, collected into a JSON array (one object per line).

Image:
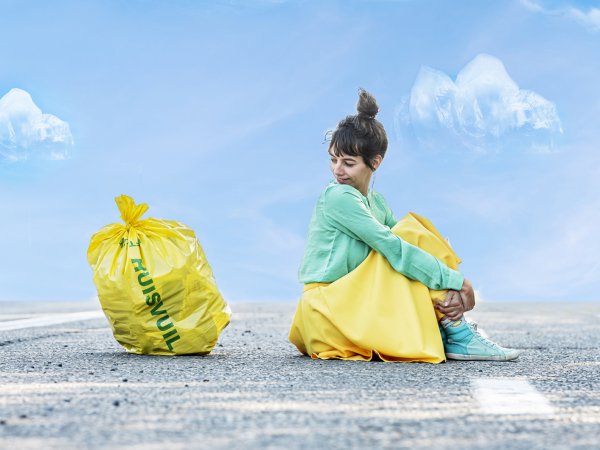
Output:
[
  {"xmin": 521, "ymin": 0, "xmax": 600, "ymax": 32},
  {"xmin": 0, "ymin": 88, "xmax": 73, "ymax": 162},
  {"xmin": 395, "ymin": 54, "xmax": 563, "ymax": 154}
]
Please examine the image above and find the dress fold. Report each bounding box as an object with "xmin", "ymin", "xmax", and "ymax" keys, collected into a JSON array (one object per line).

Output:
[{"xmin": 289, "ymin": 213, "xmax": 461, "ymax": 363}]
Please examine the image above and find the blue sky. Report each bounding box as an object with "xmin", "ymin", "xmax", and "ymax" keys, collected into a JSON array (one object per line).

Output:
[{"xmin": 1, "ymin": 0, "xmax": 599, "ymax": 302}]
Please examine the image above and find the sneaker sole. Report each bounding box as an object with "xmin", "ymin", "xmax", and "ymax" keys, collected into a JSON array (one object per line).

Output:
[{"xmin": 446, "ymin": 352, "xmax": 520, "ymax": 362}]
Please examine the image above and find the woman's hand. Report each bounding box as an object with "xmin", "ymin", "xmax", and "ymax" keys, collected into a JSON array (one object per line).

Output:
[
  {"xmin": 459, "ymin": 278, "xmax": 476, "ymax": 312},
  {"xmin": 435, "ymin": 290, "xmax": 464, "ymax": 321},
  {"xmin": 435, "ymin": 279, "xmax": 476, "ymax": 321}
]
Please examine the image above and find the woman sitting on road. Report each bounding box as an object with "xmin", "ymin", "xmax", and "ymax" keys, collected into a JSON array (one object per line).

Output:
[{"xmin": 288, "ymin": 89, "xmax": 519, "ymax": 363}]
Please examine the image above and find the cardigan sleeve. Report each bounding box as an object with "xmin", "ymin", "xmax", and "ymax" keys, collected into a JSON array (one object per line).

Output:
[
  {"xmin": 374, "ymin": 192, "xmax": 398, "ymax": 229},
  {"xmin": 322, "ymin": 185, "xmax": 463, "ymax": 291}
]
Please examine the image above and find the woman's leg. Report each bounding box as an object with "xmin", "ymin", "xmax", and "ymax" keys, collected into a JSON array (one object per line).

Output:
[
  {"xmin": 289, "ymin": 215, "xmax": 450, "ymax": 362},
  {"xmin": 394, "ymin": 213, "xmax": 520, "ymax": 361}
]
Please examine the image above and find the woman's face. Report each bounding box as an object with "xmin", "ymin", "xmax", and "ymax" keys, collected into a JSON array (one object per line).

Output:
[{"xmin": 329, "ymin": 148, "xmax": 374, "ymax": 195}]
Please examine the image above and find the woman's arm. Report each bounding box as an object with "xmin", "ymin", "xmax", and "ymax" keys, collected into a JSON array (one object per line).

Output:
[
  {"xmin": 324, "ymin": 185, "xmax": 463, "ymax": 291},
  {"xmin": 380, "ymin": 196, "xmax": 398, "ymax": 229}
]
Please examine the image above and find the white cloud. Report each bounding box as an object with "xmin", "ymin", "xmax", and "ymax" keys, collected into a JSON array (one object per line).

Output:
[
  {"xmin": 490, "ymin": 205, "xmax": 600, "ymax": 300},
  {"xmin": 569, "ymin": 6, "xmax": 600, "ymax": 31},
  {"xmin": 0, "ymin": 88, "xmax": 73, "ymax": 162},
  {"xmin": 521, "ymin": 0, "xmax": 600, "ymax": 32},
  {"xmin": 395, "ymin": 54, "xmax": 563, "ymax": 153},
  {"xmin": 521, "ymin": 0, "xmax": 545, "ymax": 12}
]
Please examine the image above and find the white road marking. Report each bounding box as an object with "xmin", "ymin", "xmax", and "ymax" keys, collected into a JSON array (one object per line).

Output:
[
  {"xmin": 0, "ymin": 311, "xmax": 105, "ymax": 331},
  {"xmin": 473, "ymin": 378, "xmax": 556, "ymax": 415}
]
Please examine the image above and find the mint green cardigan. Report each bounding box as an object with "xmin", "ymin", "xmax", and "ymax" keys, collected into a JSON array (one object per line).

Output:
[{"xmin": 298, "ymin": 181, "xmax": 464, "ymax": 291}]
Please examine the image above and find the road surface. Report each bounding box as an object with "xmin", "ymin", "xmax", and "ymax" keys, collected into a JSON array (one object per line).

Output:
[{"xmin": 0, "ymin": 301, "xmax": 599, "ymax": 449}]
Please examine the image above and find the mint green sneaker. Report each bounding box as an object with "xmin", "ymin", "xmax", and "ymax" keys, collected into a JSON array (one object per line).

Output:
[
  {"xmin": 441, "ymin": 318, "xmax": 520, "ymax": 361},
  {"xmin": 439, "ymin": 323, "xmax": 447, "ymax": 346}
]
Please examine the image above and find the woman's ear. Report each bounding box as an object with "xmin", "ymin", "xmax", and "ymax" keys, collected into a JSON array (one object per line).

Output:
[{"xmin": 371, "ymin": 155, "xmax": 383, "ymax": 171}]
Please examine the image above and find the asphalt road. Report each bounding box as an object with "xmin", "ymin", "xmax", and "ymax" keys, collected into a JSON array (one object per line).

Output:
[{"xmin": 0, "ymin": 301, "xmax": 599, "ymax": 450}]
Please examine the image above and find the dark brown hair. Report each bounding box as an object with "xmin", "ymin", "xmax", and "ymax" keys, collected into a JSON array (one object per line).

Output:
[{"xmin": 329, "ymin": 88, "xmax": 388, "ymax": 170}]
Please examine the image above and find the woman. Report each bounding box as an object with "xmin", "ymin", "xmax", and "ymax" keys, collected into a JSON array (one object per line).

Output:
[{"xmin": 288, "ymin": 89, "xmax": 519, "ymax": 363}]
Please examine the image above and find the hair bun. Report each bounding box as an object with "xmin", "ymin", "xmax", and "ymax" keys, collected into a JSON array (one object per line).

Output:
[{"xmin": 356, "ymin": 88, "xmax": 379, "ymax": 119}]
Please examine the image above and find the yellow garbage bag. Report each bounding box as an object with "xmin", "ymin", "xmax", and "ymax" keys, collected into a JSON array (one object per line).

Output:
[
  {"xmin": 288, "ymin": 213, "xmax": 461, "ymax": 363},
  {"xmin": 87, "ymin": 195, "xmax": 231, "ymax": 355}
]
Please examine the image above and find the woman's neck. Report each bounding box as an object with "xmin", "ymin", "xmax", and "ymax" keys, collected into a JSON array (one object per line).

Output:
[{"xmin": 357, "ymin": 180, "xmax": 370, "ymax": 197}]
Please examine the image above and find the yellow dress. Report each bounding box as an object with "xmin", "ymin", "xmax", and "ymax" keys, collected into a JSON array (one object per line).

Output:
[{"xmin": 288, "ymin": 213, "xmax": 461, "ymax": 363}]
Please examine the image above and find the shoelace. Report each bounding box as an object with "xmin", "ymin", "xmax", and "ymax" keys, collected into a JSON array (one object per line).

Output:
[{"xmin": 466, "ymin": 321, "xmax": 502, "ymax": 349}]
